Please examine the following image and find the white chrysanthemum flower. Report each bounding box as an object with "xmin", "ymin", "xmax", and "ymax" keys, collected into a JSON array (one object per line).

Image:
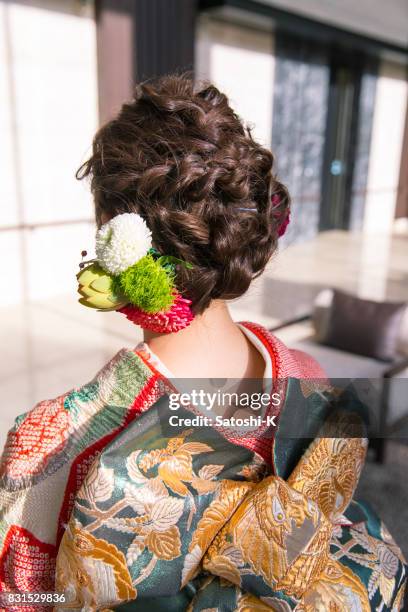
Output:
[{"xmin": 95, "ymin": 212, "xmax": 152, "ymax": 275}]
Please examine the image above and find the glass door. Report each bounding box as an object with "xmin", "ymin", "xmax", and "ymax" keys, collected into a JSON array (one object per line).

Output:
[{"xmin": 320, "ymin": 54, "xmax": 362, "ymax": 230}]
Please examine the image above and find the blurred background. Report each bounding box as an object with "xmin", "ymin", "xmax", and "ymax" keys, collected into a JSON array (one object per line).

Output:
[{"xmin": 1, "ymin": 0, "xmax": 408, "ymax": 552}]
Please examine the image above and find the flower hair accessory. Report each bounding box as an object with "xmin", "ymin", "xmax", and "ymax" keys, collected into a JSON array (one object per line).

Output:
[
  {"xmin": 237, "ymin": 194, "xmax": 290, "ymax": 237},
  {"xmin": 271, "ymin": 193, "xmax": 291, "ymax": 237},
  {"xmin": 77, "ymin": 212, "xmax": 194, "ymax": 333}
]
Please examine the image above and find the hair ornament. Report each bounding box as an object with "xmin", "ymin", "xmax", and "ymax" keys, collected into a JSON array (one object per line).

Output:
[
  {"xmin": 238, "ymin": 195, "xmax": 290, "ymax": 237},
  {"xmin": 77, "ymin": 212, "xmax": 194, "ymax": 333},
  {"xmin": 118, "ymin": 294, "xmax": 194, "ymax": 334},
  {"xmin": 271, "ymin": 193, "xmax": 291, "ymax": 237},
  {"xmin": 95, "ymin": 212, "xmax": 152, "ymax": 275}
]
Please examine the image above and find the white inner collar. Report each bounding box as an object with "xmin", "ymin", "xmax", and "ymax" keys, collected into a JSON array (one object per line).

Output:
[{"xmin": 135, "ymin": 322, "xmax": 273, "ymax": 382}]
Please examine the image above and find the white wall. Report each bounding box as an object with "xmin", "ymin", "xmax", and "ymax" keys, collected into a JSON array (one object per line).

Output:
[
  {"xmin": 196, "ymin": 17, "xmax": 275, "ymax": 149},
  {"xmin": 363, "ymin": 60, "xmax": 408, "ymax": 234},
  {"xmin": 258, "ymin": 0, "xmax": 408, "ymax": 48},
  {"xmin": 0, "ymin": 0, "xmax": 98, "ymax": 305}
]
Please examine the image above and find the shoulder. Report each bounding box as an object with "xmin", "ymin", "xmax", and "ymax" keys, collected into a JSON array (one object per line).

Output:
[
  {"xmin": 0, "ymin": 348, "xmax": 161, "ymax": 487},
  {"xmin": 0, "ymin": 392, "xmax": 71, "ymax": 486},
  {"xmin": 288, "ymin": 348, "xmax": 327, "ymax": 379},
  {"xmin": 238, "ymin": 321, "xmax": 326, "ymax": 379}
]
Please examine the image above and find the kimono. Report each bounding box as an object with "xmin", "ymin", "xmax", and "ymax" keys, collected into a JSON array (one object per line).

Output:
[{"xmin": 0, "ymin": 321, "xmax": 406, "ymax": 611}]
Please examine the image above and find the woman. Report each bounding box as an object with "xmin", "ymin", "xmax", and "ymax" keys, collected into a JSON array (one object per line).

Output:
[{"xmin": 0, "ymin": 75, "xmax": 405, "ymax": 611}]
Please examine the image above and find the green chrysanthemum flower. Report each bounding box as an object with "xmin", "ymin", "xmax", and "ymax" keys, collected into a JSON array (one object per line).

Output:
[{"xmin": 112, "ymin": 254, "xmax": 175, "ymax": 313}]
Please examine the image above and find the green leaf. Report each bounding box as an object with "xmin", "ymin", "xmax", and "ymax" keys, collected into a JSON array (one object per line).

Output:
[{"xmin": 157, "ymin": 255, "xmax": 193, "ymax": 270}]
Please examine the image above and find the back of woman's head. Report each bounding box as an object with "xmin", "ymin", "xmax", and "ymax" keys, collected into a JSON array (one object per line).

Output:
[{"xmin": 77, "ymin": 74, "xmax": 290, "ymax": 314}]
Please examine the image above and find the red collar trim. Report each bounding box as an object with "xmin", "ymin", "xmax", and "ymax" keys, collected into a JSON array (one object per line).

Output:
[{"xmin": 237, "ymin": 321, "xmax": 280, "ymax": 380}]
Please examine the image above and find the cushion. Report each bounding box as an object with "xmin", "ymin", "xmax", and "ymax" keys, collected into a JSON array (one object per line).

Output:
[
  {"xmin": 314, "ymin": 289, "xmax": 407, "ymax": 362},
  {"xmin": 287, "ymin": 337, "xmax": 389, "ymax": 378},
  {"xmin": 312, "ymin": 288, "xmax": 334, "ymax": 343},
  {"xmin": 398, "ymin": 308, "xmax": 408, "ymax": 355}
]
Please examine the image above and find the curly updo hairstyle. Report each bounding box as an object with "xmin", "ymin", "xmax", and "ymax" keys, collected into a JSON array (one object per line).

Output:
[{"xmin": 77, "ymin": 74, "xmax": 290, "ymax": 314}]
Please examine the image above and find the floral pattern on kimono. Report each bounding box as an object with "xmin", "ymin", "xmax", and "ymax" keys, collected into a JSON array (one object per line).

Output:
[
  {"xmin": 0, "ymin": 322, "xmax": 406, "ymax": 612},
  {"xmin": 54, "ymin": 391, "xmax": 406, "ymax": 611}
]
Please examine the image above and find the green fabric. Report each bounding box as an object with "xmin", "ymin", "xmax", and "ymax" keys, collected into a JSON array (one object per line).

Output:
[{"xmin": 54, "ymin": 382, "xmax": 407, "ymax": 611}]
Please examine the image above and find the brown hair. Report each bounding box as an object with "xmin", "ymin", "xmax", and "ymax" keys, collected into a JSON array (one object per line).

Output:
[{"xmin": 77, "ymin": 74, "xmax": 290, "ymax": 314}]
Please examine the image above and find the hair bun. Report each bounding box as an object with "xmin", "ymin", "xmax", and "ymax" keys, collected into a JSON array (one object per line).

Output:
[{"xmin": 77, "ymin": 74, "xmax": 290, "ymax": 314}]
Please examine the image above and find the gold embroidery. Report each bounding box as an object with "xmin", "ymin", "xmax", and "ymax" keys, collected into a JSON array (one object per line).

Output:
[
  {"xmin": 203, "ymin": 476, "xmax": 330, "ymax": 598},
  {"xmin": 288, "ymin": 437, "xmax": 367, "ymax": 521},
  {"xmin": 56, "ymin": 519, "xmax": 136, "ymax": 609}
]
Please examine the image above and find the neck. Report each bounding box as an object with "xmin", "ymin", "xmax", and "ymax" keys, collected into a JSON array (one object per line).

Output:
[
  {"xmin": 143, "ymin": 301, "xmax": 264, "ymax": 378},
  {"xmin": 143, "ymin": 300, "xmax": 238, "ymax": 352}
]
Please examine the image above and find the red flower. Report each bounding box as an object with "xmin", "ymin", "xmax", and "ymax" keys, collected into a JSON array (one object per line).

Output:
[
  {"xmin": 278, "ymin": 210, "xmax": 290, "ymax": 237},
  {"xmin": 118, "ymin": 293, "xmax": 194, "ymax": 333},
  {"xmin": 271, "ymin": 194, "xmax": 290, "ymax": 237}
]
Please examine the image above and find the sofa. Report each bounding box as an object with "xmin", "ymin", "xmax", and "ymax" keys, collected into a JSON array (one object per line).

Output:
[{"xmin": 270, "ymin": 289, "xmax": 408, "ymax": 462}]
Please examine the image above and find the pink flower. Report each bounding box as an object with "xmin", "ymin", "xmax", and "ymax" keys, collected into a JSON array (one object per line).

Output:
[
  {"xmin": 271, "ymin": 193, "xmax": 290, "ymax": 237},
  {"xmin": 278, "ymin": 210, "xmax": 290, "ymax": 237},
  {"xmin": 118, "ymin": 293, "xmax": 194, "ymax": 333}
]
